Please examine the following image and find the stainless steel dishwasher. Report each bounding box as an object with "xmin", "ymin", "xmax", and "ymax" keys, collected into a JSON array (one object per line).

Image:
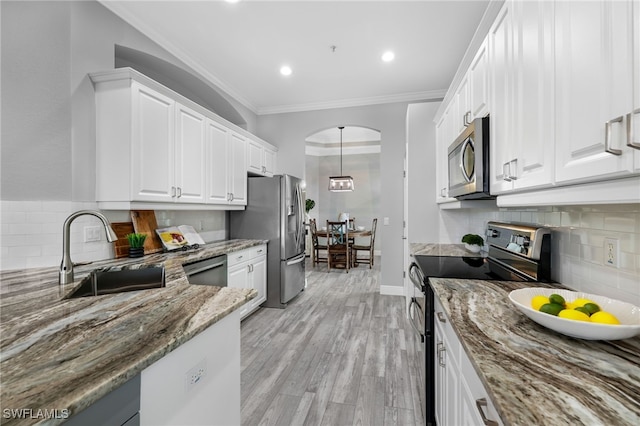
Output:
[{"xmin": 183, "ymin": 255, "xmax": 227, "ymax": 286}]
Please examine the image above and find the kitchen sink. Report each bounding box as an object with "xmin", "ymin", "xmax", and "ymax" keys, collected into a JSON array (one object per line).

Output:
[{"xmin": 66, "ymin": 265, "xmax": 165, "ymax": 298}]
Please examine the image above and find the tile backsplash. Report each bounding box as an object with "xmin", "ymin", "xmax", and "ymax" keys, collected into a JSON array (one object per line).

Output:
[
  {"xmin": 0, "ymin": 201, "xmax": 227, "ymax": 271},
  {"xmin": 439, "ymin": 205, "xmax": 640, "ymax": 306}
]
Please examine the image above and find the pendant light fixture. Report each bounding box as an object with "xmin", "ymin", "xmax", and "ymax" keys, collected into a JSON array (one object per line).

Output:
[{"xmin": 328, "ymin": 126, "xmax": 354, "ymax": 192}]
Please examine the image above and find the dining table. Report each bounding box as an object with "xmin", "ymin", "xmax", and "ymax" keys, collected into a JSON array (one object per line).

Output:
[{"xmin": 312, "ymin": 227, "xmax": 372, "ymax": 269}]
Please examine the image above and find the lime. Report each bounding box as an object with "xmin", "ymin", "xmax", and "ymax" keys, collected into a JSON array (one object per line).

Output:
[
  {"xmin": 531, "ymin": 295, "xmax": 550, "ymax": 311},
  {"xmin": 590, "ymin": 311, "xmax": 620, "ymax": 325},
  {"xmin": 549, "ymin": 294, "xmax": 566, "ymax": 307},
  {"xmin": 583, "ymin": 303, "xmax": 601, "ymax": 315},
  {"xmin": 558, "ymin": 309, "xmax": 591, "ymax": 322},
  {"xmin": 572, "ymin": 298, "xmax": 596, "ymax": 307},
  {"xmin": 574, "ymin": 306, "xmax": 591, "ymax": 316},
  {"xmin": 540, "ymin": 303, "xmax": 564, "ymax": 316}
]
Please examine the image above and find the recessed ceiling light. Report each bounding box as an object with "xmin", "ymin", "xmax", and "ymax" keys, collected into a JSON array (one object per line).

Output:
[
  {"xmin": 382, "ymin": 51, "xmax": 395, "ymax": 62},
  {"xmin": 280, "ymin": 65, "xmax": 292, "ymax": 76},
  {"xmin": 225, "ymin": 0, "xmax": 240, "ymax": 3}
]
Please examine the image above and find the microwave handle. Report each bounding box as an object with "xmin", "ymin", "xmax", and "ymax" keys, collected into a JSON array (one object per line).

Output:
[{"xmin": 460, "ymin": 138, "xmax": 474, "ymax": 183}]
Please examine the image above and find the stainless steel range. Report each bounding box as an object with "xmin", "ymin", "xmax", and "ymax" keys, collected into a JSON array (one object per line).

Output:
[{"xmin": 408, "ymin": 221, "xmax": 552, "ymax": 425}]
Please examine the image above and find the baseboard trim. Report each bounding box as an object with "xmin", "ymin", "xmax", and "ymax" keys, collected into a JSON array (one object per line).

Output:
[{"xmin": 380, "ymin": 285, "xmax": 404, "ymax": 296}]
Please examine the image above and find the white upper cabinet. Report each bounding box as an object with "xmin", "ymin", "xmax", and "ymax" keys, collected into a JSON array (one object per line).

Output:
[
  {"xmin": 554, "ymin": 0, "xmax": 636, "ymax": 183},
  {"xmin": 469, "ymin": 38, "xmax": 489, "ymax": 120},
  {"xmin": 229, "ymin": 132, "xmax": 247, "ymax": 205},
  {"xmin": 488, "ymin": 2, "xmax": 515, "ymax": 195},
  {"xmin": 247, "ymin": 137, "xmax": 277, "ymax": 177},
  {"xmin": 632, "ymin": 0, "xmax": 640, "ymax": 171},
  {"xmin": 511, "ymin": 0, "xmax": 555, "ymax": 191},
  {"xmin": 175, "ymin": 104, "xmax": 207, "ymax": 203},
  {"xmin": 130, "ymin": 83, "xmax": 176, "ymax": 203},
  {"xmin": 435, "ymin": 104, "xmax": 457, "ymax": 203},
  {"xmin": 91, "ymin": 68, "xmax": 277, "ymax": 210},
  {"xmin": 206, "ymin": 120, "xmax": 231, "ymax": 204}
]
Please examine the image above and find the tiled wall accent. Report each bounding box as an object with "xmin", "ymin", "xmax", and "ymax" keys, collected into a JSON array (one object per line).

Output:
[
  {"xmin": 0, "ymin": 201, "xmax": 226, "ymax": 271},
  {"xmin": 439, "ymin": 205, "xmax": 640, "ymax": 306}
]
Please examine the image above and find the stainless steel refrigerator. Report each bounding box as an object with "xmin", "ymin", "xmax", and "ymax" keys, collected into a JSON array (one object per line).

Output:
[{"xmin": 229, "ymin": 174, "xmax": 306, "ymax": 308}]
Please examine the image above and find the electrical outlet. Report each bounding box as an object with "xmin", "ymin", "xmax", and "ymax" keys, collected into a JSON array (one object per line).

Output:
[
  {"xmin": 604, "ymin": 238, "xmax": 619, "ymax": 268},
  {"xmin": 84, "ymin": 226, "xmax": 102, "ymax": 242},
  {"xmin": 185, "ymin": 358, "xmax": 207, "ymax": 392}
]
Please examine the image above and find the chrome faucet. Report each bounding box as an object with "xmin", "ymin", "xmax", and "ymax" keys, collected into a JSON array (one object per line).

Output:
[{"xmin": 59, "ymin": 210, "xmax": 118, "ymax": 284}]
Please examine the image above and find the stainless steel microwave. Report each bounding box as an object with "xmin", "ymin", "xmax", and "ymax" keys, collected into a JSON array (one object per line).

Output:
[{"xmin": 447, "ymin": 116, "xmax": 493, "ymax": 200}]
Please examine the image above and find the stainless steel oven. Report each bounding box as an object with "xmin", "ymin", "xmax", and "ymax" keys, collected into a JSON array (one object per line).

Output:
[
  {"xmin": 447, "ymin": 116, "xmax": 492, "ymax": 200},
  {"xmin": 408, "ymin": 262, "xmax": 430, "ymax": 424}
]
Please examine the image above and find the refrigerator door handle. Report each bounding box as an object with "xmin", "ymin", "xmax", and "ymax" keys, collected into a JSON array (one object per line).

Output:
[{"xmin": 287, "ymin": 253, "xmax": 306, "ymax": 266}]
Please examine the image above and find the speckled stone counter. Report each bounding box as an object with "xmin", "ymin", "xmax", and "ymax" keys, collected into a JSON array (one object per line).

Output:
[
  {"xmin": 430, "ymin": 278, "xmax": 640, "ymax": 426},
  {"xmin": 410, "ymin": 242, "xmax": 487, "ymax": 257},
  {"xmin": 0, "ymin": 239, "xmax": 264, "ymax": 425}
]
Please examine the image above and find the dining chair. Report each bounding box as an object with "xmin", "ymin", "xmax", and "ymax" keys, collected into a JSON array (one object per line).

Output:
[
  {"xmin": 326, "ymin": 220, "xmax": 350, "ymax": 273},
  {"xmin": 352, "ymin": 218, "xmax": 377, "ymax": 269},
  {"xmin": 309, "ymin": 219, "xmax": 327, "ymax": 267}
]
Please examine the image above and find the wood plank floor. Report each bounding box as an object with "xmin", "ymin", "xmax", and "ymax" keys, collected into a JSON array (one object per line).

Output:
[{"xmin": 241, "ymin": 258, "xmax": 425, "ymax": 426}]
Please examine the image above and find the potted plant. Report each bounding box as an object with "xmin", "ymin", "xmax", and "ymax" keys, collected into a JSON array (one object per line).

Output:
[
  {"xmin": 126, "ymin": 233, "xmax": 147, "ymax": 258},
  {"xmin": 461, "ymin": 233, "xmax": 484, "ymax": 253},
  {"xmin": 305, "ymin": 199, "xmax": 315, "ymax": 214}
]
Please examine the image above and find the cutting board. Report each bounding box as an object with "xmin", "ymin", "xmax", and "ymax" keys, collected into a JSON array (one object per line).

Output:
[
  {"xmin": 112, "ymin": 222, "xmax": 135, "ymax": 259},
  {"xmin": 130, "ymin": 210, "xmax": 164, "ymax": 254}
]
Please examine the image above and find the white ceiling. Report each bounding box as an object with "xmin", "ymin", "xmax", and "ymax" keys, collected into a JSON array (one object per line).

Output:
[{"xmin": 102, "ymin": 0, "xmax": 490, "ymax": 115}]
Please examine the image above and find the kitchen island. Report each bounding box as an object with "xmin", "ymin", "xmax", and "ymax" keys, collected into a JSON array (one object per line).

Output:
[
  {"xmin": 430, "ymin": 277, "xmax": 640, "ymax": 425},
  {"xmin": 0, "ymin": 239, "xmax": 264, "ymax": 425}
]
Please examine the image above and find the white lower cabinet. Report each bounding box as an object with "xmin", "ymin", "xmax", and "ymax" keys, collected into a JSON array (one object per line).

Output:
[
  {"xmin": 434, "ymin": 297, "xmax": 502, "ymax": 426},
  {"xmin": 227, "ymin": 245, "xmax": 267, "ymax": 319},
  {"xmin": 140, "ymin": 310, "xmax": 241, "ymax": 426}
]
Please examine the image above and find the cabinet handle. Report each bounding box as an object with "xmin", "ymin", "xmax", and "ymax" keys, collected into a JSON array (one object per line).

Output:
[
  {"xmin": 605, "ymin": 115, "xmax": 624, "ymax": 155},
  {"xmin": 171, "ymin": 186, "xmax": 177, "ymax": 197},
  {"xmin": 230, "ymin": 193, "xmax": 234, "ymax": 201},
  {"xmin": 475, "ymin": 398, "xmax": 498, "ymax": 426},
  {"xmin": 437, "ymin": 342, "xmax": 446, "ymax": 367},
  {"xmin": 177, "ymin": 187, "xmax": 182, "ymax": 198},
  {"xmin": 627, "ymin": 109, "xmax": 640, "ymax": 150},
  {"xmin": 509, "ymin": 158, "xmax": 518, "ymax": 180},
  {"xmin": 463, "ymin": 111, "xmax": 472, "ymax": 127},
  {"xmin": 436, "ymin": 311, "xmax": 446, "ymax": 323},
  {"xmin": 440, "ymin": 187, "xmax": 447, "ymax": 197},
  {"xmin": 502, "ymin": 162, "xmax": 512, "ymax": 182},
  {"xmin": 262, "ymin": 166, "xmax": 266, "ymax": 173}
]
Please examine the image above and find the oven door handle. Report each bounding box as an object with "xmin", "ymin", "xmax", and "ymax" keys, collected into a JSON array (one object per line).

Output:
[
  {"xmin": 409, "ymin": 262, "xmax": 425, "ymax": 292},
  {"xmin": 408, "ymin": 297, "xmax": 425, "ymax": 343}
]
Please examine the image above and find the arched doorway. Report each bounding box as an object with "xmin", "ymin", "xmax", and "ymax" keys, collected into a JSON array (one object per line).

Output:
[{"xmin": 304, "ymin": 125, "xmax": 381, "ymax": 260}]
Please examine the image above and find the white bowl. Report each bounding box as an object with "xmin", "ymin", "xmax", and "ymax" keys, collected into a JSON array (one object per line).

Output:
[{"xmin": 509, "ymin": 287, "xmax": 640, "ymax": 340}]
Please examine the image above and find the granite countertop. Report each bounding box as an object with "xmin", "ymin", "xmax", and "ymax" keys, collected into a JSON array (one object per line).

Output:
[
  {"xmin": 430, "ymin": 278, "xmax": 640, "ymax": 426},
  {"xmin": 0, "ymin": 239, "xmax": 265, "ymax": 425},
  {"xmin": 410, "ymin": 242, "xmax": 487, "ymax": 257}
]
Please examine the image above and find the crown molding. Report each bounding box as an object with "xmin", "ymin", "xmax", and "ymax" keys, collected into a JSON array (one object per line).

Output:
[
  {"xmin": 259, "ymin": 89, "xmax": 447, "ymax": 115},
  {"xmin": 99, "ymin": 1, "xmax": 260, "ymax": 115}
]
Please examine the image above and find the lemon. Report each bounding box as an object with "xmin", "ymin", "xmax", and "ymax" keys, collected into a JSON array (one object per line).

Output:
[
  {"xmin": 558, "ymin": 309, "xmax": 591, "ymax": 322},
  {"xmin": 565, "ymin": 301, "xmax": 577, "ymax": 310},
  {"xmin": 531, "ymin": 295, "xmax": 550, "ymax": 311},
  {"xmin": 549, "ymin": 294, "xmax": 566, "ymax": 307},
  {"xmin": 540, "ymin": 303, "xmax": 564, "ymax": 316},
  {"xmin": 590, "ymin": 311, "xmax": 620, "ymax": 325},
  {"xmin": 572, "ymin": 298, "xmax": 596, "ymax": 307}
]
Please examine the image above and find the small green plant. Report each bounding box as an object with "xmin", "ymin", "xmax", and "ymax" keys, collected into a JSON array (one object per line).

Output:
[
  {"xmin": 305, "ymin": 199, "xmax": 316, "ymax": 213},
  {"xmin": 461, "ymin": 234, "xmax": 484, "ymax": 246},
  {"xmin": 125, "ymin": 233, "xmax": 147, "ymax": 248}
]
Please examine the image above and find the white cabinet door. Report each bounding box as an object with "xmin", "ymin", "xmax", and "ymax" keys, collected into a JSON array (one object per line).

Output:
[
  {"xmin": 206, "ymin": 121, "xmax": 230, "ymax": 204},
  {"xmin": 250, "ymin": 255, "xmax": 267, "ymax": 307},
  {"xmin": 555, "ymin": 0, "xmax": 635, "ymax": 183},
  {"xmin": 435, "ymin": 105, "xmax": 458, "ymax": 203},
  {"xmin": 488, "ymin": 2, "xmax": 515, "ymax": 194},
  {"xmin": 229, "ymin": 133, "xmax": 247, "ymax": 205},
  {"xmin": 131, "ymin": 83, "xmax": 175, "ymax": 202},
  {"xmin": 247, "ymin": 139, "xmax": 264, "ymax": 175},
  {"xmin": 454, "ymin": 75, "xmax": 470, "ymax": 136},
  {"xmin": 263, "ymin": 147, "xmax": 276, "ymax": 177},
  {"xmin": 469, "ymin": 38, "xmax": 489, "ymax": 120},
  {"xmin": 175, "ymin": 104, "xmax": 206, "ymax": 203},
  {"xmin": 434, "ymin": 324, "xmax": 445, "ymax": 426},
  {"xmin": 511, "ymin": 0, "xmax": 555, "ymax": 191},
  {"xmin": 632, "ymin": 0, "xmax": 640, "ymax": 171},
  {"xmin": 228, "ymin": 263, "xmax": 250, "ymax": 318}
]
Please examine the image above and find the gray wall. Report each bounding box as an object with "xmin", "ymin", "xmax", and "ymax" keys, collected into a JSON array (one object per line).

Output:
[
  {"xmin": 1, "ymin": 0, "xmax": 259, "ymax": 202},
  {"xmin": 407, "ymin": 102, "xmax": 441, "ymax": 244},
  {"xmin": 258, "ymin": 103, "xmax": 409, "ymax": 290},
  {"xmin": 306, "ymin": 153, "xmax": 381, "ymax": 241}
]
